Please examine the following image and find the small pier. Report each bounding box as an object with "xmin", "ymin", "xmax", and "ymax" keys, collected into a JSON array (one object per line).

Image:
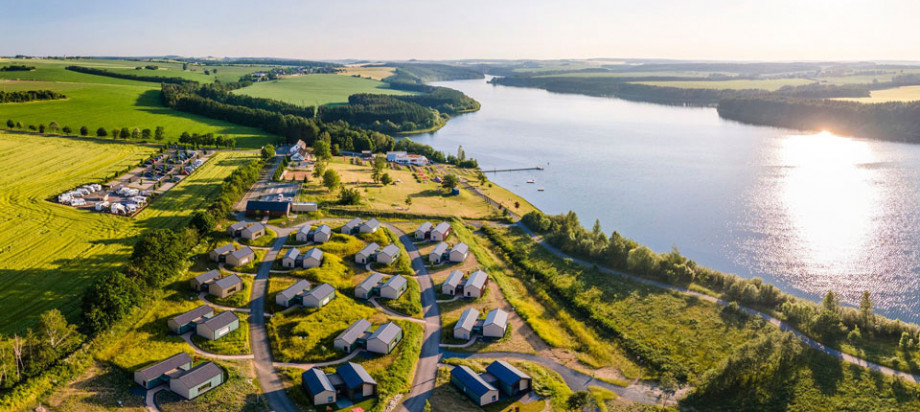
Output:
[{"xmin": 482, "ymin": 166, "xmax": 544, "ymax": 173}]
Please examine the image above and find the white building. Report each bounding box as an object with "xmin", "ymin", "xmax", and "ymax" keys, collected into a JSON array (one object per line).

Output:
[
  {"xmin": 483, "ymin": 309, "xmax": 509, "ymax": 338},
  {"xmin": 454, "ymin": 308, "xmax": 479, "ymax": 340}
]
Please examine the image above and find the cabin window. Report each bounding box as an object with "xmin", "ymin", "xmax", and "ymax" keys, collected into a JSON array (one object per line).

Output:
[{"xmin": 198, "ymin": 382, "xmax": 212, "ymax": 391}]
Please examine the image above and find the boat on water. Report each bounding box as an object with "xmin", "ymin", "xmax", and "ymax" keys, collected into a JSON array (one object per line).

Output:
[
  {"xmin": 526, "ymin": 179, "xmax": 535, "ymax": 184},
  {"xmin": 538, "ymin": 187, "xmax": 545, "ymax": 192}
]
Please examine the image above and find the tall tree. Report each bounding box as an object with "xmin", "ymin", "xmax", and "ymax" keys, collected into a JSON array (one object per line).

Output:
[
  {"xmin": 154, "ymin": 126, "xmax": 165, "ymax": 140},
  {"xmin": 822, "ymin": 290, "xmax": 838, "ymax": 313},
  {"xmin": 37, "ymin": 309, "xmax": 77, "ymax": 349},
  {"xmin": 323, "ymin": 169, "xmax": 341, "ymax": 191},
  {"xmin": 441, "ymin": 174, "xmax": 459, "ymax": 189},
  {"xmin": 859, "ymin": 291, "xmax": 874, "ymax": 329},
  {"xmin": 371, "ymin": 155, "xmax": 386, "ymax": 183}
]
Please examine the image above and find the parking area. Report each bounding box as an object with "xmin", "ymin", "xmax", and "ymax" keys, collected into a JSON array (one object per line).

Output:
[{"xmin": 55, "ymin": 148, "xmax": 214, "ymax": 216}]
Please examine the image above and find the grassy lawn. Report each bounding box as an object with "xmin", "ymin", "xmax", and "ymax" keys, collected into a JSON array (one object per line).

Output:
[
  {"xmin": 305, "ymin": 158, "xmax": 500, "ymax": 219},
  {"xmin": 381, "ymin": 276, "xmax": 422, "ymax": 318},
  {"xmin": 287, "ymin": 253, "xmax": 356, "ymax": 290},
  {"xmin": 632, "ymin": 78, "xmax": 814, "ymax": 91},
  {"xmin": 231, "ymin": 73, "xmax": 415, "ymax": 107},
  {"xmin": 191, "ymin": 314, "xmax": 251, "ymax": 355},
  {"xmin": 156, "ymin": 360, "xmax": 268, "ymax": 412},
  {"xmin": 0, "ymin": 59, "xmax": 274, "ymax": 149},
  {"xmin": 454, "ymin": 168, "xmax": 539, "ymax": 217},
  {"xmin": 267, "ymin": 296, "xmax": 377, "ymax": 362},
  {"xmin": 314, "ymin": 231, "xmax": 366, "ymax": 256},
  {"xmin": 835, "ymin": 85, "xmax": 920, "ymax": 103}
]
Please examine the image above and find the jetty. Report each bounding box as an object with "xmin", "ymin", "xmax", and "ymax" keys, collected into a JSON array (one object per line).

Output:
[{"xmin": 482, "ymin": 166, "xmax": 544, "ymax": 173}]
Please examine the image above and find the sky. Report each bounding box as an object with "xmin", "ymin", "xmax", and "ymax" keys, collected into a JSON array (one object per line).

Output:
[{"xmin": 1, "ymin": 0, "xmax": 917, "ymax": 62}]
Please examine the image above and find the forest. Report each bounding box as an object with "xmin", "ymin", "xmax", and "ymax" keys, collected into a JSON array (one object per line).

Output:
[
  {"xmin": 0, "ymin": 65, "xmax": 35, "ymax": 72},
  {"xmin": 318, "ymin": 94, "xmax": 441, "ymax": 133},
  {"xmin": 383, "ymin": 62, "xmax": 484, "ymax": 84},
  {"xmin": 717, "ymin": 96, "xmax": 920, "ymax": 142},
  {"xmin": 0, "ymin": 90, "xmax": 66, "ymax": 103}
]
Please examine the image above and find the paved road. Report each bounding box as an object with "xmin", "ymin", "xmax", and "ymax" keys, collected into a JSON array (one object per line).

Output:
[
  {"xmin": 441, "ymin": 351, "xmax": 670, "ymax": 406},
  {"xmin": 515, "ymin": 222, "xmax": 920, "ymax": 384},
  {"xmin": 385, "ymin": 224, "xmax": 442, "ymax": 412},
  {"xmin": 144, "ymin": 386, "xmax": 167, "ymax": 412}
]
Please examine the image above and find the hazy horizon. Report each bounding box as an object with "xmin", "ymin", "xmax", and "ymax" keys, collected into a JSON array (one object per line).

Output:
[{"xmin": 2, "ymin": 0, "xmax": 917, "ymax": 62}]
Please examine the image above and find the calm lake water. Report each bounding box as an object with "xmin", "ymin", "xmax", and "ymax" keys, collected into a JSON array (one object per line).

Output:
[{"xmin": 412, "ymin": 77, "xmax": 920, "ymax": 322}]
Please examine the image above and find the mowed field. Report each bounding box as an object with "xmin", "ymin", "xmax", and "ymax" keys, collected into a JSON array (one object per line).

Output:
[
  {"xmin": 632, "ymin": 78, "xmax": 814, "ymax": 90},
  {"xmin": 232, "ymin": 73, "xmax": 415, "ymax": 106},
  {"xmin": 0, "ymin": 58, "xmax": 275, "ymax": 148},
  {"xmin": 835, "ymin": 85, "xmax": 920, "ymax": 103},
  {"xmin": 0, "ymin": 132, "xmax": 256, "ymax": 333},
  {"xmin": 338, "ymin": 64, "xmax": 396, "ymax": 80}
]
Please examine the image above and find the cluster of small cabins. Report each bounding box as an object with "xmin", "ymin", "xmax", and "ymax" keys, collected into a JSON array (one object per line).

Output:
[
  {"xmin": 294, "ymin": 223, "xmax": 332, "ymax": 243},
  {"xmin": 429, "ymin": 241, "xmax": 469, "ymax": 264},
  {"xmin": 354, "ymin": 273, "xmax": 409, "ymax": 300},
  {"xmin": 302, "ymin": 362, "xmax": 377, "ymax": 406},
  {"xmin": 191, "ymin": 269, "xmax": 243, "ymax": 299},
  {"xmin": 342, "ymin": 217, "xmax": 380, "ymax": 235},
  {"xmin": 334, "ymin": 319, "xmax": 404, "ymax": 354},
  {"xmin": 451, "ymin": 361, "xmax": 533, "ymax": 406},
  {"xmin": 168, "ymin": 304, "xmax": 240, "ymax": 341},
  {"xmin": 210, "ymin": 244, "xmax": 256, "ymax": 267},
  {"xmin": 275, "ymin": 279, "xmax": 337, "ymax": 309},
  {"xmin": 135, "ymin": 353, "xmax": 224, "ymax": 400},
  {"xmin": 282, "ymin": 247, "xmax": 324, "ymax": 269},
  {"xmin": 228, "ymin": 222, "xmax": 266, "ymax": 240},
  {"xmin": 442, "ymin": 270, "xmax": 489, "ymax": 298},
  {"xmin": 355, "ymin": 243, "xmax": 401, "ymax": 265},
  {"xmin": 416, "ymin": 221, "xmax": 452, "ymax": 241},
  {"xmin": 454, "ymin": 308, "xmax": 509, "ymax": 340}
]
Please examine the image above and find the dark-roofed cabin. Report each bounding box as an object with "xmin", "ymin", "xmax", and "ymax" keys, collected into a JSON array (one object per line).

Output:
[
  {"xmin": 451, "ymin": 365, "xmax": 499, "ymax": 406},
  {"xmin": 190, "ymin": 269, "xmax": 221, "ymax": 291},
  {"xmin": 245, "ymin": 200, "xmax": 291, "ymax": 218},
  {"xmin": 302, "ymin": 283, "xmax": 335, "ymax": 308},
  {"xmin": 335, "ymin": 319, "xmax": 372, "ymax": 353},
  {"xmin": 366, "ymin": 321, "xmax": 403, "ymax": 354},
  {"xmin": 134, "ymin": 352, "xmax": 192, "ymax": 389},
  {"xmin": 167, "ymin": 305, "xmax": 214, "ymax": 334},
  {"xmin": 486, "ymin": 360, "xmax": 532, "ymax": 396},
  {"xmin": 302, "ymin": 368, "xmax": 336, "ymax": 405},
  {"xmin": 337, "ymin": 362, "xmax": 377, "ymax": 400}
]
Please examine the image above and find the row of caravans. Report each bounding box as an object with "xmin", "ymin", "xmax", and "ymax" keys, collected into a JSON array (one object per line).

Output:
[{"xmin": 57, "ymin": 183, "xmax": 103, "ymax": 204}]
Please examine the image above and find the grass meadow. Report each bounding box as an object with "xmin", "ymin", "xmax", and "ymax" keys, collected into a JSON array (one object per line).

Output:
[
  {"xmin": 836, "ymin": 85, "xmax": 920, "ymax": 103},
  {"xmin": 0, "ymin": 132, "xmax": 256, "ymax": 333},
  {"xmin": 0, "ymin": 58, "xmax": 275, "ymax": 148},
  {"xmin": 338, "ymin": 65, "xmax": 397, "ymax": 81},
  {"xmin": 232, "ymin": 73, "xmax": 415, "ymax": 107},
  {"xmin": 301, "ymin": 158, "xmax": 500, "ymax": 219}
]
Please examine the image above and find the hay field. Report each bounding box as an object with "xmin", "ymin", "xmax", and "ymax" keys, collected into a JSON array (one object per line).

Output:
[{"xmin": 0, "ymin": 132, "xmax": 255, "ymax": 333}]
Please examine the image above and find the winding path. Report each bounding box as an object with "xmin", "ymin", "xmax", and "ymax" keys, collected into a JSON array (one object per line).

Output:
[
  {"xmin": 144, "ymin": 386, "xmax": 166, "ymax": 412},
  {"xmin": 369, "ymin": 297, "xmax": 427, "ymax": 324},
  {"xmin": 272, "ymin": 350, "xmax": 363, "ymax": 370},
  {"xmin": 515, "ymin": 222, "xmax": 920, "ymax": 384},
  {"xmin": 197, "ymin": 291, "xmax": 258, "ymax": 315},
  {"xmin": 180, "ymin": 332, "xmax": 254, "ymax": 360},
  {"xmin": 439, "ymin": 336, "xmax": 478, "ymax": 349}
]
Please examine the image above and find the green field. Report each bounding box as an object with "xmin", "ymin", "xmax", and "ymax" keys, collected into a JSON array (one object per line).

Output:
[
  {"xmin": 836, "ymin": 85, "xmax": 920, "ymax": 103},
  {"xmin": 632, "ymin": 78, "xmax": 814, "ymax": 90},
  {"xmin": 232, "ymin": 74, "xmax": 415, "ymax": 107},
  {"xmin": 0, "ymin": 58, "xmax": 275, "ymax": 148},
  {"xmin": 0, "ymin": 132, "xmax": 256, "ymax": 333}
]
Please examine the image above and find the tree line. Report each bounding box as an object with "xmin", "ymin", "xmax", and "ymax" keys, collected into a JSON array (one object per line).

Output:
[
  {"xmin": 0, "ymin": 90, "xmax": 65, "ymax": 103},
  {"xmin": 717, "ymin": 97, "xmax": 920, "ymax": 143},
  {"xmin": 0, "ymin": 65, "xmax": 35, "ymax": 72},
  {"xmin": 387, "ymin": 82, "xmax": 481, "ymax": 114},
  {"xmin": 521, "ymin": 210, "xmax": 920, "ymax": 347},
  {"xmin": 65, "ymin": 65, "xmax": 197, "ymax": 85}
]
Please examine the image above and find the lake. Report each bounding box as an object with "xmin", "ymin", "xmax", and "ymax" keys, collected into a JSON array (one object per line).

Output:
[{"xmin": 410, "ymin": 77, "xmax": 920, "ymax": 322}]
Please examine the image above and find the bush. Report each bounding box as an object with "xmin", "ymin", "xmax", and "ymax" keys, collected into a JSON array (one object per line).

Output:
[
  {"xmin": 338, "ymin": 187, "xmax": 362, "ymax": 205},
  {"xmin": 81, "ymin": 272, "xmax": 142, "ymax": 334}
]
